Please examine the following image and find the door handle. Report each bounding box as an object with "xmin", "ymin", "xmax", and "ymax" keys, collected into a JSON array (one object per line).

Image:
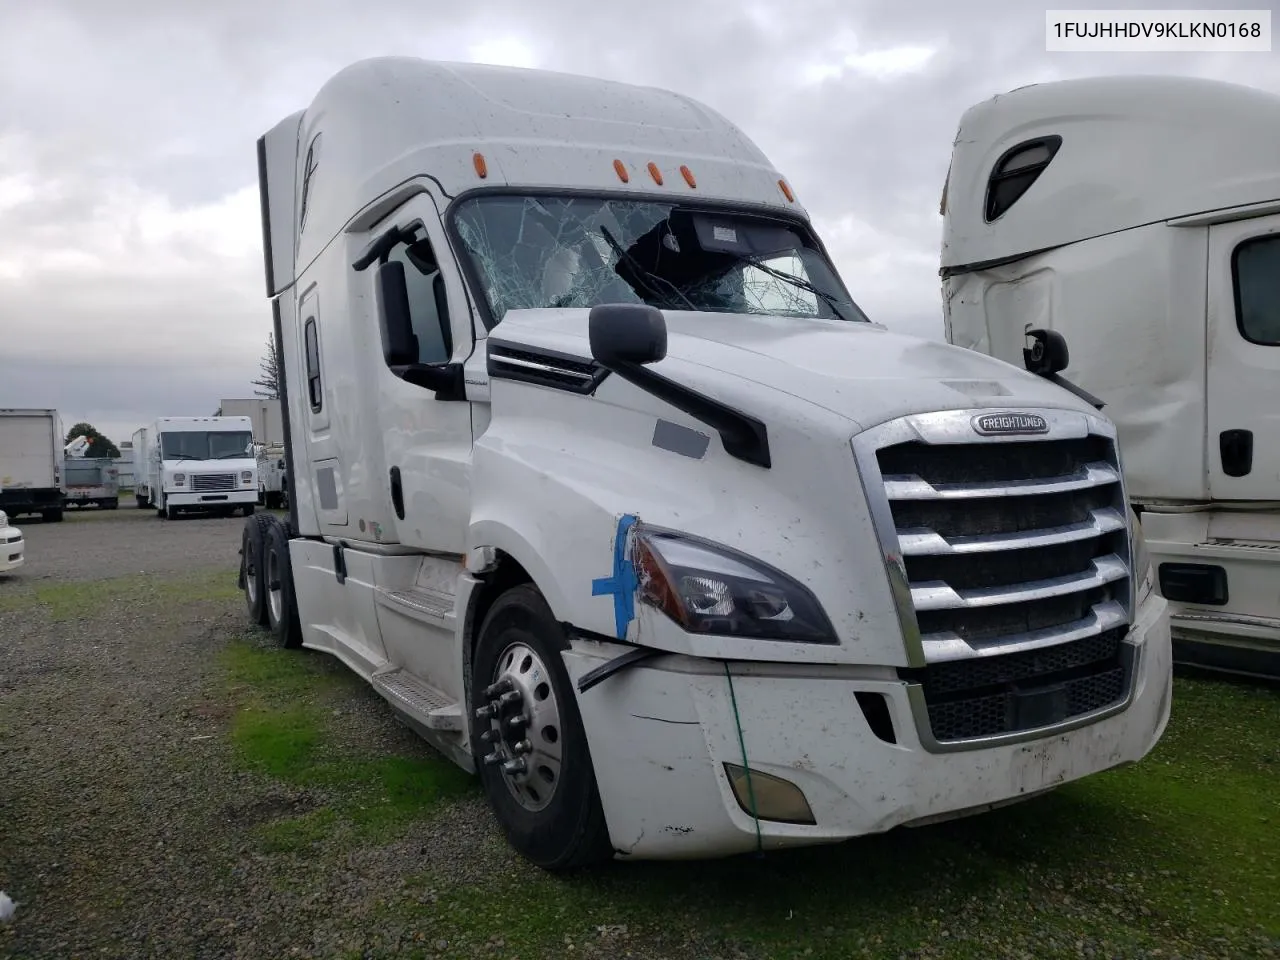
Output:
[
  {"xmin": 389, "ymin": 466, "xmax": 405, "ymax": 519},
  {"xmin": 1219, "ymin": 429, "xmax": 1253, "ymax": 478}
]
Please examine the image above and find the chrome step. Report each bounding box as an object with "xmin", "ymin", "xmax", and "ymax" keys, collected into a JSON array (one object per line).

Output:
[
  {"xmin": 370, "ymin": 667, "xmax": 463, "ymax": 732},
  {"xmin": 375, "ymin": 585, "xmax": 455, "ymax": 624}
]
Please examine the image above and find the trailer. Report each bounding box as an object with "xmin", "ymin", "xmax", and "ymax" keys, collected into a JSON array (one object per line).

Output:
[
  {"xmin": 237, "ymin": 57, "xmax": 1173, "ymax": 871},
  {"xmin": 0, "ymin": 409, "xmax": 65, "ymax": 522},
  {"xmin": 133, "ymin": 416, "xmax": 258, "ymax": 519},
  {"xmin": 62, "ymin": 435, "xmax": 120, "ymax": 510},
  {"xmin": 939, "ymin": 74, "xmax": 1280, "ymax": 679}
]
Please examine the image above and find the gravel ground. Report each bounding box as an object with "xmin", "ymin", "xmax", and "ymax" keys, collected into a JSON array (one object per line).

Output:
[{"xmin": 0, "ymin": 507, "xmax": 509, "ymax": 959}]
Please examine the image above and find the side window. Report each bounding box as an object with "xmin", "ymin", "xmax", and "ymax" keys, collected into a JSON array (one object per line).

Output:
[
  {"xmin": 299, "ymin": 133, "xmax": 321, "ymax": 232},
  {"xmin": 384, "ymin": 233, "xmax": 453, "ymax": 364},
  {"xmin": 985, "ymin": 135, "xmax": 1062, "ymax": 221},
  {"xmin": 1232, "ymin": 234, "xmax": 1280, "ymax": 346},
  {"xmin": 304, "ymin": 317, "xmax": 323, "ymax": 412}
]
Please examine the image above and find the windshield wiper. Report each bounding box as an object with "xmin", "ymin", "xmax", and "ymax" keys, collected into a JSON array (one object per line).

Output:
[
  {"xmin": 599, "ymin": 226, "xmax": 697, "ymax": 311},
  {"xmin": 734, "ymin": 255, "xmax": 860, "ymax": 323}
]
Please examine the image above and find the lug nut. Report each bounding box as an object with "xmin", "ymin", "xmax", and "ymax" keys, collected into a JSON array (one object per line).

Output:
[
  {"xmin": 512, "ymin": 739, "xmax": 532, "ymax": 756},
  {"xmin": 483, "ymin": 678, "xmax": 513, "ymax": 699},
  {"xmin": 497, "ymin": 690, "xmax": 523, "ymax": 709},
  {"xmin": 506, "ymin": 714, "xmax": 528, "ymax": 732},
  {"xmin": 502, "ymin": 758, "xmax": 527, "ymax": 776},
  {"xmin": 483, "ymin": 750, "xmax": 503, "ymax": 766},
  {"xmin": 474, "ymin": 703, "xmax": 497, "ymax": 720},
  {"xmin": 479, "ymin": 729, "xmax": 497, "ymax": 744}
]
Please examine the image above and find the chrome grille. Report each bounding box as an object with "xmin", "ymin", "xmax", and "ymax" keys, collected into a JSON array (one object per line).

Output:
[
  {"xmin": 852, "ymin": 408, "xmax": 1137, "ymax": 749},
  {"xmin": 190, "ymin": 473, "xmax": 236, "ymax": 492}
]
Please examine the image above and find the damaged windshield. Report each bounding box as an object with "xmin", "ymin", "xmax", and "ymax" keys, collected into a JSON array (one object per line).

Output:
[{"xmin": 450, "ymin": 194, "xmax": 869, "ymax": 328}]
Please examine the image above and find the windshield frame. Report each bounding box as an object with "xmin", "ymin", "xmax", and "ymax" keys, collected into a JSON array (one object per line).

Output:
[
  {"xmin": 159, "ymin": 430, "xmax": 254, "ymax": 462},
  {"xmin": 442, "ymin": 186, "xmax": 869, "ymax": 332}
]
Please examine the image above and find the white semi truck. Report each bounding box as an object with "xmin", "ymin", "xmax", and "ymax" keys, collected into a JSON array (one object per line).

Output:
[
  {"xmin": 0, "ymin": 408, "xmax": 65, "ymax": 523},
  {"xmin": 133, "ymin": 416, "xmax": 258, "ymax": 519},
  {"xmin": 238, "ymin": 57, "xmax": 1173, "ymax": 870},
  {"xmin": 940, "ymin": 74, "xmax": 1280, "ymax": 680}
]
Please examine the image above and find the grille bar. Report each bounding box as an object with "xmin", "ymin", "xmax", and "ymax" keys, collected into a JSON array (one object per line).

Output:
[
  {"xmin": 911, "ymin": 555, "xmax": 1128, "ymax": 612},
  {"xmin": 921, "ymin": 599, "xmax": 1128, "ymax": 662},
  {"xmin": 882, "ymin": 462, "xmax": 1119, "ymax": 501},
  {"xmin": 191, "ymin": 473, "xmax": 236, "ymax": 492},
  {"xmin": 897, "ymin": 506, "xmax": 1126, "ymax": 556}
]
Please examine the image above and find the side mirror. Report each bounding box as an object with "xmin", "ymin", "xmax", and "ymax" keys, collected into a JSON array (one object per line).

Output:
[
  {"xmin": 589, "ymin": 303, "xmax": 668, "ymax": 368},
  {"xmin": 1023, "ymin": 328, "xmax": 1069, "ymax": 376},
  {"xmin": 375, "ymin": 260, "xmax": 419, "ymax": 367}
]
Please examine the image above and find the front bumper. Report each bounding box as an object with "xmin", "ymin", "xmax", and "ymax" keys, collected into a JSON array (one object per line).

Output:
[
  {"xmin": 563, "ymin": 592, "xmax": 1172, "ymax": 860},
  {"xmin": 0, "ymin": 528, "xmax": 25, "ymax": 572},
  {"xmin": 165, "ymin": 489, "xmax": 257, "ymax": 508}
]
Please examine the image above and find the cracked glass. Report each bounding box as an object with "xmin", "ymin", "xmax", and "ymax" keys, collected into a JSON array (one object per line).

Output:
[{"xmin": 451, "ymin": 194, "xmax": 868, "ymax": 329}]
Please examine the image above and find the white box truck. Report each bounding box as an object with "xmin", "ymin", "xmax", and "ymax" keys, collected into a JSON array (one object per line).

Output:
[
  {"xmin": 939, "ymin": 74, "xmax": 1280, "ymax": 680},
  {"xmin": 132, "ymin": 416, "xmax": 258, "ymax": 519},
  {"xmin": 0, "ymin": 408, "xmax": 65, "ymax": 522},
  {"xmin": 237, "ymin": 57, "xmax": 1173, "ymax": 871}
]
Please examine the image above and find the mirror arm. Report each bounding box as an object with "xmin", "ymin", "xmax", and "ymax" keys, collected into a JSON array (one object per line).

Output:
[{"xmin": 392, "ymin": 362, "xmax": 467, "ymax": 402}]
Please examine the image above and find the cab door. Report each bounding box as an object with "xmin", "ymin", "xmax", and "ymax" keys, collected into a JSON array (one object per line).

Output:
[
  {"xmin": 1206, "ymin": 215, "xmax": 1280, "ymax": 500},
  {"xmin": 357, "ymin": 190, "xmax": 475, "ymax": 554}
]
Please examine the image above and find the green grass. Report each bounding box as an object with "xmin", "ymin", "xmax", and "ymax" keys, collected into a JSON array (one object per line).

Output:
[
  {"xmin": 220, "ymin": 640, "xmax": 473, "ymax": 852},
  {"xmin": 0, "ymin": 567, "xmax": 241, "ymax": 619},
  {"xmin": 218, "ymin": 634, "xmax": 1279, "ymax": 958}
]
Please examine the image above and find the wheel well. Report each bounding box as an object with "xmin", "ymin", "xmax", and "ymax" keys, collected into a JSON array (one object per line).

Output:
[{"xmin": 462, "ymin": 551, "xmax": 533, "ymax": 704}]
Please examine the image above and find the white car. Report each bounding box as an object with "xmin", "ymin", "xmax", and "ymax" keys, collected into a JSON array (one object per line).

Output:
[{"xmin": 0, "ymin": 510, "xmax": 24, "ymax": 574}]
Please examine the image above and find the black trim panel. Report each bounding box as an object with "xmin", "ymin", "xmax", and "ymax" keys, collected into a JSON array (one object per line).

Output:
[
  {"xmin": 272, "ymin": 298, "xmax": 301, "ymax": 536},
  {"xmin": 486, "ymin": 338, "xmax": 610, "ymax": 395},
  {"xmin": 256, "ymin": 135, "xmax": 276, "ymax": 298}
]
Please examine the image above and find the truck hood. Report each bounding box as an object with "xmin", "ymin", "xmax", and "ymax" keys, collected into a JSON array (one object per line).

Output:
[{"xmin": 489, "ymin": 308, "xmax": 1098, "ymax": 429}]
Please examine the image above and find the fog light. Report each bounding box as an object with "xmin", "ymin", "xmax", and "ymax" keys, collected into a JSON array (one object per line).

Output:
[{"xmin": 723, "ymin": 763, "xmax": 815, "ymax": 825}]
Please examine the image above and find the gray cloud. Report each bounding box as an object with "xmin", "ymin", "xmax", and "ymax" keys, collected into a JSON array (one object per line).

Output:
[{"xmin": 2, "ymin": 0, "xmax": 1278, "ymax": 435}]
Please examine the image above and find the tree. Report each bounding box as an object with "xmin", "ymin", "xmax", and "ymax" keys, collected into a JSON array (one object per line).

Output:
[
  {"xmin": 251, "ymin": 331, "xmax": 281, "ymax": 400},
  {"xmin": 65, "ymin": 422, "xmax": 121, "ymax": 459}
]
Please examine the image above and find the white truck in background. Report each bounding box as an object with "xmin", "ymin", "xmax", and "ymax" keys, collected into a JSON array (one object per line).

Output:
[
  {"xmin": 237, "ymin": 57, "xmax": 1172, "ymax": 871},
  {"xmin": 62, "ymin": 434, "xmax": 120, "ymax": 510},
  {"xmin": 0, "ymin": 409, "xmax": 65, "ymax": 523},
  {"xmin": 218, "ymin": 398, "xmax": 290, "ymax": 508},
  {"xmin": 132, "ymin": 416, "xmax": 258, "ymax": 520},
  {"xmin": 940, "ymin": 74, "xmax": 1280, "ymax": 680}
]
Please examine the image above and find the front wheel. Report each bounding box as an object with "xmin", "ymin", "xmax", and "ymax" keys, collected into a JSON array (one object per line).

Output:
[
  {"xmin": 263, "ymin": 519, "xmax": 302, "ymax": 648},
  {"xmin": 239, "ymin": 514, "xmax": 276, "ymax": 626},
  {"xmin": 470, "ymin": 583, "xmax": 613, "ymax": 872}
]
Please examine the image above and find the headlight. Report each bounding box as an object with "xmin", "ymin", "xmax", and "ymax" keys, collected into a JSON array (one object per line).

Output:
[
  {"xmin": 241, "ymin": 471, "xmax": 254, "ymax": 484},
  {"xmin": 632, "ymin": 528, "xmax": 837, "ymax": 643},
  {"xmin": 0, "ymin": 511, "xmax": 7, "ymax": 527},
  {"xmin": 173, "ymin": 473, "xmax": 186, "ymax": 485},
  {"xmin": 1130, "ymin": 507, "xmax": 1154, "ymax": 604}
]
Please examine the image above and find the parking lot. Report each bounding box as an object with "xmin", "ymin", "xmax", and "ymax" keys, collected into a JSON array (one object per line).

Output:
[{"xmin": 1, "ymin": 505, "xmax": 1277, "ymax": 959}]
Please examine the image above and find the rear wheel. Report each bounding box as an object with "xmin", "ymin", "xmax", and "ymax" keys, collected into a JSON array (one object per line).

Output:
[
  {"xmin": 263, "ymin": 519, "xmax": 302, "ymax": 648},
  {"xmin": 239, "ymin": 513, "xmax": 276, "ymax": 626},
  {"xmin": 470, "ymin": 583, "xmax": 613, "ymax": 871}
]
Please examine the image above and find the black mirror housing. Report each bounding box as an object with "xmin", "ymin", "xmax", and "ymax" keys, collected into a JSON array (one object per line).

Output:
[
  {"xmin": 1024, "ymin": 328, "xmax": 1069, "ymax": 376},
  {"xmin": 375, "ymin": 260, "xmax": 419, "ymax": 367},
  {"xmin": 589, "ymin": 303, "xmax": 668, "ymax": 368}
]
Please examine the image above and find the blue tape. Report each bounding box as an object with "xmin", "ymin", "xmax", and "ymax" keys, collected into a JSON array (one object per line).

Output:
[{"xmin": 591, "ymin": 513, "xmax": 639, "ymax": 640}]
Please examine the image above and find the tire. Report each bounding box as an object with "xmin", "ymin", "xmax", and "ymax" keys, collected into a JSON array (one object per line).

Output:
[
  {"xmin": 105, "ymin": 498, "xmax": 119, "ymax": 511},
  {"xmin": 242, "ymin": 503, "xmax": 256, "ymax": 517},
  {"xmin": 239, "ymin": 513, "xmax": 276, "ymax": 627},
  {"xmin": 470, "ymin": 583, "xmax": 613, "ymax": 871},
  {"xmin": 42, "ymin": 509, "xmax": 63, "ymax": 523},
  {"xmin": 263, "ymin": 520, "xmax": 303, "ymax": 649}
]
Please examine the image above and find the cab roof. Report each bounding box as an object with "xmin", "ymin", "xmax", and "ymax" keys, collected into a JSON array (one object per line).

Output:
[
  {"xmin": 260, "ymin": 57, "xmax": 805, "ymax": 294},
  {"xmin": 941, "ymin": 74, "xmax": 1280, "ymax": 271}
]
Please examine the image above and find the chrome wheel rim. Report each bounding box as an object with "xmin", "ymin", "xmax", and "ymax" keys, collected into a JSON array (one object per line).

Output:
[
  {"xmin": 245, "ymin": 547, "xmax": 258, "ymax": 605},
  {"xmin": 266, "ymin": 546, "xmax": 283, "ymax": 625},
  {"xmin": 478, "ymin": 641, "xmax": 563, "ymax": 813}
]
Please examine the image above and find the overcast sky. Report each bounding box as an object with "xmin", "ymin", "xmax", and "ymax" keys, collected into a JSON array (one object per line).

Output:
[{"xmin": 2, "ymin": 0, "xmax": 1278, "ymax": 447}]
